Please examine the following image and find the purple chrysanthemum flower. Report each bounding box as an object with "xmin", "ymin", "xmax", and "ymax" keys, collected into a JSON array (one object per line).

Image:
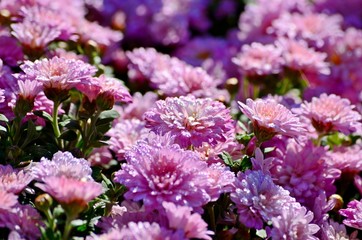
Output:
[
  {"xmin": 339, "ymin": 199, "xmax": 362, "ymax": 230},
  {"xmin": 276, "ymin": 38, "xmax": 330, "ymax": 75},
  {"xmin": 0, "ymin": 204, "xmax": 43, "ymax": 240},
  {"xmin": 144, "ymin": 95, "xmax": 233, "ymax": 148},
  {"xmin": 31, "ymin": 151, "xmax": 93, "ymax": 181},
  {"xmin": 36, "ymin": 176, "xmax": 103, "ymax": 208},
  {"xmin": 232, "ymin": 42, "xmax": 284, "ymax": 77},
  {"xmin": 114, "ymin": 142, "xmax": 210, "ymax": 212},
  {"xmin": 230, "ymin": 170, "xmax": 298, "ymax": 229},
  {"xmin": 107, "ymin": 119, "xmax": 149, "ymax": 160},
  {"xmin": 0, "ymin": 36, "xmax": 24, "ymax": 66},
  {"xmin": 0, "ymin": 165, "xmax": 33, "ymax": 194},
  {"xmin": 18, "ymin": 56, "xmax": 96, "ymax": 99},
  {"xmin": 162, "ymin": 202, "xmax": 213, "ymax": 240},
  {"xmin": 295, "ymin": 93, "xmax": 362, "ymax": 135},
  {"xmin": 269, "ymin": 204, "xmax": 320, "ymax": 240},
  {"xmin": 326, "ymin": 144, "xmax": 362, "ymax": 173},
  {"xmin": 119, "ymin": 222, "xmax": 181, "ymax": 240},
  {"xmin": 269, "ymin": 139, "xmax": 340, "ymax": 208},
  {"xmin": 238, "ymin": 98, "xmax": 306, "ymax": 142}
]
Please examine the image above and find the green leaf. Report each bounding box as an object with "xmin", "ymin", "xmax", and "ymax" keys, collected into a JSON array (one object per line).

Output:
[
  {"xmin": 59, "ymin": 130, "xmax": 78, "ymax": 141},
  {"xmin": 33, "ymin": 110, "xmax": 53, "ymax": 122},
  {"xmin": 236, "ymin": 133, "xmax": 254, "ymax": 145},
  {"xmin": 219, "ymin": 152, "xmax": 234, "ymax": 167},
  {"xmin": 98, "ymin": 109, "xmax": 120, "ymax": 120},
  {"xmin": 0, "ymin": 114, "xmax": 8, "ymax": 122}
]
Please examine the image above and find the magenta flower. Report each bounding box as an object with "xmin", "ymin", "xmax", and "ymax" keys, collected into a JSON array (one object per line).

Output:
[
  {"xmin": 36, "ymin": 176, "xmax": 103, "ymax": 209},
  {"xmin": 326, "ymin": 144, "xmax": 362, "ymax": 173},
  {"xmin": 320, "ymin": 219, "xmax": 357, "ymax": 240},
  {"xmin": 17, "ymin": 79, "xmax": 43, "ymax": 101},
  {"xmin": 339, "ymin": 199, "xmax": 362, "ymax": 230},
  {"xmin": 238, "ymin": 98, "xmax": 306, "ymax": 142},
  {"xmin": 119, "ymin": 222, "xmax": 181, "ymax": 240},
  {"xmin": 233, "ymin": 42, "xmax": 284, "ymax": 77},
  {"xmin": 120, "ymin": 92, "xmax": 158, "ymax": 120},
  {"xmin": 114, "ymin": 143, "xmax": 210, "ymax": 212},
  {"xmin": 0, "ymin": 165, "xmax": 33, "ymax": 194},
  {"xmin": 230, "ymin": 170, "xmax": 297, "ymax": 229},
  {"xmin": 144, "ymin": 95, "xmax": 234, "ymax": 148},
  {"xmin": 31, "ymin": 151, "xmax": 93, "ymax": 181},
  {"xmin": 270, "ymin": 205, "xmax": 320, "ymax": 240},
  {"xmin": 269, "ymin": 139, "xmax": 340, "ymax": 208},
  {"xmin": 0, "ymin": 35, "xmax": 24, "ymax": 66},
  {"xmin": 162, "ymin": 202, "xmax": 213, "ymax": 240},
  {"xmin": 295, "ymin": 93, "xmax": 362, "ymax": 135}
]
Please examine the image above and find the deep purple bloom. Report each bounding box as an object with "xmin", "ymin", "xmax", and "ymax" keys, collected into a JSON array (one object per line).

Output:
[{"xmin": 144, "ymin": 95, "xmax": 234, "ymax": 148}]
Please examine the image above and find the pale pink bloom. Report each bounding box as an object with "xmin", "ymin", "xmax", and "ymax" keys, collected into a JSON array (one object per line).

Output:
[
  {"xmin": 276, "ymin": 38, "xmax": 330, "ymax": 75},
  {"xmin": 163, "ymin": 202, "xmax": 214, "ymax": 240},
  {"xmin": 11, "ymin": 20, "xmax": 61, "ymax": 50},
  {"xmin": 326, "ymin": 144, "xmax": 362, "ymax": 173},
  {"xmin": 0, "ymin": 165, "xmax": 33, "ymax": 194},
  {"xmin": 87, "ymin": 146, "xmax": 114, "ymax": 167},
  {"xmin": 321, "ymin": 219, "xmax": 359, "ymax": 240},
  {"xmin": 77, "ymin": 75, "xmax": 132, "ymax": 104},
  {"xmin": 144, "ymin": 96, "xmax": 234, "ymax": 148},
  {"xmin": 118, "ymin": 222, "xmax": 180, "ymax": 240},
  {"xmin": 238, "ymin": 98, "xmax": 305, "ymax": 142},
  {"xmin": 233, "ymin": 42, "xmax": 284, "ymax": 76},
  {"xmin": 36, "ymin": 176, "xmax": 103, "ymax": 207},
  {"xmin": 0, "ymin": 190, "xmax": 18, "ymax": 211},
  {"xmin": 18, "ymin": 56, "xmax": 97, "ymax": 92},
  {"xmin": 120, "ymin": 92, "xmax": 158, "ymax": 120},
  {"xmin": 295, "ymin": 93, "xmax": 362, "ymax": 135},
  {"xmin": 17, "ymin": 80, "xmax": 42, "ymax": 101},
  {"xmin": 269, "ymin": 12, "xmax": 343, "ymax": 48}
]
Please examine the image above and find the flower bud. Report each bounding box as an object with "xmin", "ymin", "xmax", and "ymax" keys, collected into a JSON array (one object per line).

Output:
[{"xmin": 35, "ymin": 193, "xmax": 53, "ymax": 212}]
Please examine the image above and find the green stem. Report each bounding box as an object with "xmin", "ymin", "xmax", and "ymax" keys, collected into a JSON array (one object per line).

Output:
[
  {"xmin": 62, "ymin": 216, "xmax": 74, "ymax": 240},
  {"xmin": 52, "ymin": 100, "xmax": 64, "ymax": 149},
  {"xmin": 207, "ymin": 204, "xmax": 216, "ymax": 233},
  {"xmin": 82, "ymin": 110, "xmax": 101, "ymax": 156}
]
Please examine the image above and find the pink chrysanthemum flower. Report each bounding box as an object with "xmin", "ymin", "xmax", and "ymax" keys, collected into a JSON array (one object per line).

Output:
[
  {"xmin": 77, "ymin": 74, "xmax": 132, "ymax": 109},
  {"xmin": 17, "ymin": 80, "xmax": 43, "ymax": 101},
  {"xmin": 31, "ymin": 151, "xmax": 93, "ymax": 181},
  {"xmin": 144, "ymin": 95, "xmax": 234, "ymax": 148},
  {"xmin": 107, "ymin": 119, "xmax": 149, "ymax": 160},
  {"xmin": 36, "ymin": 176, "xmax": 103, "ymax": 210},
  {"xmin": 0, "ymin": 165, "xmax": 33, "ymax": 194},
  {"xmin": 11, "ymin": 20, "xmax": 61, "ymax": 51},
  {"xmin": 230, "ymin": 170, "xmax": 298, "ymax": 229},
  {"xmin": 339, "ymin": 199, "xmax": 362, "ymax": 230},
  {"xmin": 114, "ymin": 142, "xmax": 210, "ymax": 212},
  {"xmin": 232, "ymin": 42, "xmax": 284, "ymax": 77},
  {"xmin": 18, "ymin": 56, "xmax": 96, "ymax": 100},
  {"xmin": 321, "ymin": 219, "xmax": 359, "ymax": 240},
  {"xmin": 276, "ymin": 38, "xmax": 330, "ymax": 75},
  {"xmin": 269, "ymin": 139, "xmax": 340, "ymax": 208},
  {"xmin": 162, "ymin": 202, "xmax": 214, "ymax": 240},
  {"xmin": 127, "ymin": 48, "xmax": 228, "ymax": 100},
  {"xmin": 269, "ymin": 12, "xmax": 343, "ymax": 48},
  {"xmin": 118, "ymin": 222, "xmax": 181, "ymax": 240},
  {"xmin": 326, "ymin": 144, "xmax": 362, "ymax": 173},
  {"xmin": 0, "ymin": 190, "xmax": 18, "ymax": 211},
  {"xmin": 0, "ymin": 204, "xmax": 43, "ymax": 240},
  {"xmin": 295, "ymin": 93, "xmax": 362, "ymax": 135},
  {"xmin": 238, "ymin": 98, "xmax": 306, "ymax": 142},
  {"xmin": 270, "ymin": 205, "xmax": 320, "ymax": 240},
  {"xmin": 120, "ymin": 92, "xmax": 158, "ymax": 120}
]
